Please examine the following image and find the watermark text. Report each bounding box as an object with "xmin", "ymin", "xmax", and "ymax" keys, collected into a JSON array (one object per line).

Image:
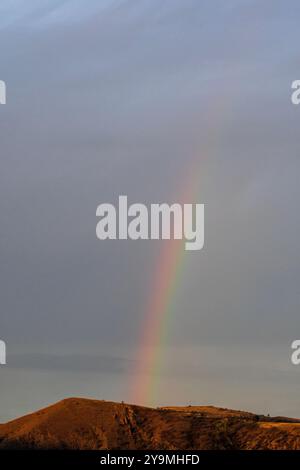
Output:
[{"xmin": 96, "ymin": 196, "xmax": 204, "ymax": 251}]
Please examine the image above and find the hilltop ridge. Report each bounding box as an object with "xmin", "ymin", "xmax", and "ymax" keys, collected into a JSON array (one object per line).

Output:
[{"xmin": 1, "ymin": 397, "xmax": 300, "ymax": 450}]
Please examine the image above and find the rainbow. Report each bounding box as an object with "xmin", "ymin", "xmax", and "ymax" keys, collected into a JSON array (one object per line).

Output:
[
  {"xmin": 131, "ymin": 163, "xmax": 201, "ymax": 406},
  {"xmin": 131, "ymin": 96, "xmax": 230, "ymax": 407}
]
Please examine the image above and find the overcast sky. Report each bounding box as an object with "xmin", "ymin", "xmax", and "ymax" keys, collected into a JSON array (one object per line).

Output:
[{"xmin": 0, "ymin": 0, "xmax": 300, "ymax": 421}]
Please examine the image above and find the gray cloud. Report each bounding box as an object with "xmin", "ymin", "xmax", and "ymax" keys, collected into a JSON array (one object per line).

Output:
[
  {"xmin": 0, "ymin": 0, "xmax": 300, "ymax": 420},
  {"xmin": 8, "ymin": 353, "xmax": 133, "ymax": 373}
]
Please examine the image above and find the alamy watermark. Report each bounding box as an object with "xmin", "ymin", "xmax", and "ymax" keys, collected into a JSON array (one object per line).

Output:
[
  {"xmin": 96, "ymin": 196, "xmax": 204, "ymax": 251},
  {"xmin": 0, "ymin": 80, "xmax": 6, "ymax": 104},
  {"xmin": 0, "ymin": 340, "xmax": 6, "ymax": 365},
  {"xmin": 291, "ymin": 80, "xmax": 300, "ymax": 105},
  {"xmin": 291, "ymin": 340, "xmax": 300, "ymax": 365}
]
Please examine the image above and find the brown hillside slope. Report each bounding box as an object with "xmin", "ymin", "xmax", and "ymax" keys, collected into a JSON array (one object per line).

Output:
[{"xmin": 1, "ymin": 398, "xmax": 300, "ymax": 450}]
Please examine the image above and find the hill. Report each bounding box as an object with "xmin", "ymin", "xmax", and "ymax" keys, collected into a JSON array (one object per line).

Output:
[{"xmin": 1, "ymin": 398, "xmax": 300, "ymax": 450}]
